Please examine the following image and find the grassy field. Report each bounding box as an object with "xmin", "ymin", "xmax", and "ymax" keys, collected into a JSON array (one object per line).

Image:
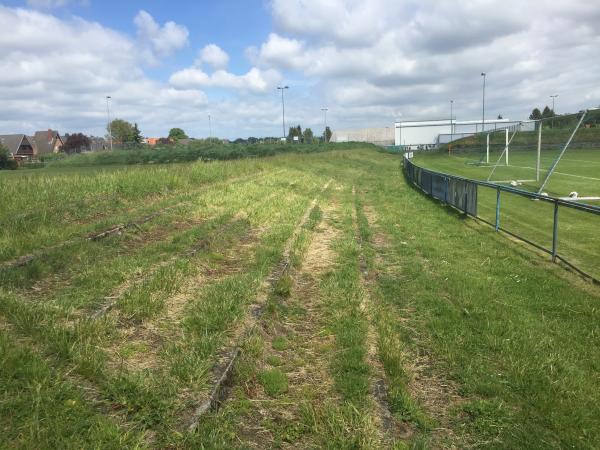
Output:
[{"xmin": 2, "ymin": 147, "xmax": 600, "ymax": 449}]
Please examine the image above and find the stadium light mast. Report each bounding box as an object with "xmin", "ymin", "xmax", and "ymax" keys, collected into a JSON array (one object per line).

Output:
[
  {"xmin": 277, "ymin": 86, "xmax": 289, "ymax": 140},
  {"xmin": 481, "ymin": 72, "xmax": 486, "ymax": 133},
  {"xmin": 550, "ymin": 94, "xmax": 558, "ymax": 113},
  {"xmin": 106, "ymin": 95, "xmax": 113, "ymax": 152},
  {"xmin": 450, "ymin": 100, "xmax": 454, "ymax": 143},
  {"xmin": 321, "ymin": 107, "xmax": 328, "ymax": 143},
  {"xmin": 550, "ymin": 94, "xmax": 558, "ymax": 128}
]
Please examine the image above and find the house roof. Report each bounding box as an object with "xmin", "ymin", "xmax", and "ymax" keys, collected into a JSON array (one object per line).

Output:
[
  {"xmin": 0, "ymin": 134, "xmax": 28, "ymax": 154},
  {"xmin": 32, "ymin": 130, "xmax": 62, "ymax": 154}
]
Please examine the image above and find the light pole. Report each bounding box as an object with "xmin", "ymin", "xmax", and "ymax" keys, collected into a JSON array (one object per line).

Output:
[
  {"xmin": 550, "ymin": 94, "xmax": 558, "ymax": 128},
  {"xmin": 321, "ymin": 107, "xmax": 328, "ymax": 143},
  {"xmin": 550, "ymin": 94, "xmax": 558, "ymax": 114},
  {"xmin": 106, "ymin": 95, "xmax": 113, "ymax": 151},
  {"xmin": 277, "ymin": 86, "xmax": 289, "ymax": 140},
  {"xmin": 481, "ymin": 72, "xmax": 486, "ymax": 133},
  {"xmin": 208, "ymin": 114, "xmax": 212, "ymax": 139},
  {"xmin": 450, "ymin": 100, "xmax": 454, "ymax": 143}
]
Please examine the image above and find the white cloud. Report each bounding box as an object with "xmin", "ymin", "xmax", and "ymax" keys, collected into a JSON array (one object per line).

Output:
[
  {"xmin": 261, "ymin": 0, "xmax": 600, "ymax": 124},
  {"xmin": 197, "ymin": 44, "xmax": 229, "ymax": 69},
  {"xmin": 0, "ymin": 6, "xmax": 206, "ymax": 137},
  {"xmin": 134, "ymin": 10, "xmax": 189, "ymax": 60},
  {"xmin": 169, "ymin": 67, "xmax": 281, "ymax": 94}
]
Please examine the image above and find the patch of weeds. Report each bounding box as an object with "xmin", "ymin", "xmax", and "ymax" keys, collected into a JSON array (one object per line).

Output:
[
  {"xmin": 259, "ymin": 368, "xmax": 288, "ymax": 397},
  {"xmin": 273, "ymin": 273, "xmax": 293, "ymax": 298},
  {"xmin": 304, "ymin": 205, "xmax": 323, "ymax": 231},
  {"xmin": 272, "ymin": 336, "xmax": 288, "ymax": 351},
  {"xmin": 266, "ymin": 355, "xmax": 285, "ymax": 367},
  {"xmin": 460, "ymin": 399, "xmax": 511, "ymax": 436}
]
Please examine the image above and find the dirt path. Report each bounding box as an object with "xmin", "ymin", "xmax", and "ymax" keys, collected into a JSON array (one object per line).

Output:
[
  {"xmin": 359, "ymin": 200, "xmax": 468, "ymax": 448},
  {"xmin": 230, "ymin": 188, "xmax": 343, "ymax": 448},
  {"xmin": 352, "ymin": 187, "xmax": 414, "ymax": 445},
  {"xmin": 185, "ymin": 180, "xmax": 333, "ymax": 433}
]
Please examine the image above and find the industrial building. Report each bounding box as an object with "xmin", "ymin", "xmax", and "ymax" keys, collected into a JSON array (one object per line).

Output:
[
  {"xmin": 394, "ymin": 118, "xmax": 534, "ymax": 149},
  {"xmin": 330, "ymin": 127, "xmax": 394, "ymax": 146}
]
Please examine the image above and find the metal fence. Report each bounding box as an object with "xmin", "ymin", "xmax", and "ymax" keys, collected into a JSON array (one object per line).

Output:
[{"xmin": 403, "ymin": 157, "xmax": 600, "ymax": 284}]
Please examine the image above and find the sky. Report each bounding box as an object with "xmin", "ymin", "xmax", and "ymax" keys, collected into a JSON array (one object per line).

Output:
[{"xmin": 0, "ymin": 0, "xmax": 599, "ymax": 139}]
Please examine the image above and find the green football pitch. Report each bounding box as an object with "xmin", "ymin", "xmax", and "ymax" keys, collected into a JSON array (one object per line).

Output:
[
  {"xmin": 413, "ymin": 147, "xmax": 600, "ymax": 281},
  {"xmin": 414, "ymin": 148, "xmax": 600, "ymax": 200}
]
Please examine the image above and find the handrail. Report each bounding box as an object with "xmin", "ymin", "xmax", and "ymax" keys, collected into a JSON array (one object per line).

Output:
[{"xmin": 407, "ymin": 159, "xmax": 600, "ymax": 216}]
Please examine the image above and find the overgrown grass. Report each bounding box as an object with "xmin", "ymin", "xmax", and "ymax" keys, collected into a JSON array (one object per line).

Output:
[
  {"xmin": 2, "ymin": 148, "xmax": 600, "ymax": 449},
  {"xmin": 42, "ymin": 142, "xmax": 371, "ymax": 168}
]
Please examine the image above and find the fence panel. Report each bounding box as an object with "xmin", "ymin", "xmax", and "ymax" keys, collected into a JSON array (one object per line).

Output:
[{"xmin": 403, "ymin": 157, "xmax": 600, "ymax": 284}]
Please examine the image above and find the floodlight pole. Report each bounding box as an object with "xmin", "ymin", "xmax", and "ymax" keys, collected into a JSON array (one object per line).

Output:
[
  {"xmin": 505, "ymin": 128, "xmax": 509, "ymax": 166},
  {"xmin": 106, "ymin": 96, "xmax": 113, "ymax": 151},
  {"xmin": 450, "ymin": 100, "xmax": 453, "ymax": 143},
  {"xmin": 486, "ymin": 133, "xmax": 490, "ymax": 164},
  {"xmin": 550, "ymin": 94, "xmax": 558, "ymax": 128},
  {"xmin": 277, "ymin": 86, "xmax": 289, "ymax": 140},
  {"xmin": 321, "ymin": 107, "xmax": 328, "ymax": 143},
  {"xmin": 536, "ymin": 121, "xmax": 542, "ymax": 181},
  {"xmin": 481, "ymin": 72, "xmax": 486, "ymax": 133},
  {"xmin": 538, "ymin": 110, "xmax": 587, "ymax": 194}
]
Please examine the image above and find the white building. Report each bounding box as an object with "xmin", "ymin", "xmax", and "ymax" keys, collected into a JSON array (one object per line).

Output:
[
  {"xmin": 394, "ymin": 118, "xmax": 534, "ymax": 149},
  {"xmin": 330, "ymin": 127, "xmax": 394, "ymax": 146}
]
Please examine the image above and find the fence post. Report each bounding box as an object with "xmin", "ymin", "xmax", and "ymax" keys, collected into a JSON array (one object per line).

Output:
[
  {"xmin": 495, "ymin": 188, "xmax": 501, "ymax": 231},
  {"xmin": 552, "ymin": 200, "xmax": 559, "ymax": 262},
  {"xmin": 444, "ymin": 177, "xmax": 448, "ymax": 203}
]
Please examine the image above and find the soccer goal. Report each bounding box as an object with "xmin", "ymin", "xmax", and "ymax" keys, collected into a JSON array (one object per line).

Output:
[{"xmin": 486, "ymin": 108, "xmax": 600, "ymax": 202}]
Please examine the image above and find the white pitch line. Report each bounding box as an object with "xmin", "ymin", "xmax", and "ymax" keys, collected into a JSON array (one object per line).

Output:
[{"xmin": 505, "ymin": 165, "xmax": 600, "ymax": 182}]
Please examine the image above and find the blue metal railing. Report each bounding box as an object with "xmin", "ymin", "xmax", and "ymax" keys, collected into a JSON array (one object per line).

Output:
[{"xmin": 403, "ymin": 157, "xmax": 600, "ymax": 284}]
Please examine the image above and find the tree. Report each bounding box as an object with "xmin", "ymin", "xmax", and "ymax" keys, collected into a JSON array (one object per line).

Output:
[
  {"xmin": 0, "ymin": 143, "xmax": 17, "ymax": 170},
  {"xmin": 107, "ymin": 119, "xmax": 136, "ymax": 144},
  {"xmin": 541, "ymin": 106, "xmax": 555, "ymax": 119},
  {"xmin": 168, "ymin": 127, "xmax": 188, "ymax": 141},
  {"xmin": 324, "ymin": 126, "xmax": 332, "ymax": 143},
  {"xmin": 287, "ymin": 125, "xmax": 303, "ymax": 142},
  {"xmin": 63, "ymin": 133, "xmax": 91, "ymax": 154},
  {"xmin": 303, "ymin": 128, "xmax": 314, "ymax": 144},
  {"xmin": 133, "ymin": 123, "xmax": 143, "ymax": 144},
  {"xmin": 529, "ymin": 108, "xmax": 542, "ymax": 120}
]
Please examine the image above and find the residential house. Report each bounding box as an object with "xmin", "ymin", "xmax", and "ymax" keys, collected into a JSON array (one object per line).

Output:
[
  {"xmin": 0, "ymin": 134, "xmax": 36, "ymax": 160},
  {"xmin": 31, "ymin": 129, "xmax": 63, "ymax": 155},
  {"xmin": 145, "ymin": 137, "xmax": 160, "ymax": 146}
]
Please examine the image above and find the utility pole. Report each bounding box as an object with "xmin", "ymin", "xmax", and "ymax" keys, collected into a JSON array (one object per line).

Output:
[
  {"xmin": 106, "ymin": 95, "xmax": 113, "ymax": 151},
  {"xmin": 481, "ymin": 72, "xmax": 486, "ymax": 133},
  {"xmin": 321, "ymin": 107, "xmax": 328, "ymax": 143},
  {"xmin": 277, "ymin": 86, "xmax": 289, "ymax": 140}
]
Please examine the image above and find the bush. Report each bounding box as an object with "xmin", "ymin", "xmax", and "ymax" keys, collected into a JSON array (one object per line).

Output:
[
  {"xmin": 0, "ymin": 144, "xmax": 18, "ymax": 170},
  {"xmin": 44, "ymin": 142, "xmax": 377, "ymax": 168}
]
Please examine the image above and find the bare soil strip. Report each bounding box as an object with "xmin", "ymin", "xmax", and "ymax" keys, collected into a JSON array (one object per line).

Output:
[
  {"xmin": 225, "ymin": 188, "xmax": 341, "ymax": 448},
  {"xmin": 186, "ymin": 179, "xmax": 332, "ymax": 432},
  {"xmin": 104, "ymin": 219, "xmax": 258, "ymax": 374},
  {"xmin": 361, "ymin": 202, "xmax": 467, "ymax": 447},
  {"xmin": 89, "ymin": 215, "xmax": 245, "ymax": 320},
  {"xmin": 352, "ymin": 187, "xmax": 412, "ymax": 444}
]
